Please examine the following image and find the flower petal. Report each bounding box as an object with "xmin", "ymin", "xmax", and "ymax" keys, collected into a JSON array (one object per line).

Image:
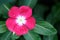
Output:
[
  {"xmin": 6, "ymin": 18, "xmax": 16, "ymax": 32},
  {"xmin": 19, "ymin": 6, "xmax": 32, "ymax": 18},
  {"xmin": 14, "ymin": 25, "xmax": 28, "ymax": 36},
  {"xmin": 25, "ymin": 17, "xmax": 36, "ymax": 30},
  {"xmin": 8, "ymin": 6, "xmax": 20, "ymax": 18}
]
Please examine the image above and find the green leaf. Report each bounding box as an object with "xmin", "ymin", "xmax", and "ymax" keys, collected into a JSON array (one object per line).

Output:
[
  {"xmin": 0, "ymin": 31, "xmax": 19, "ymax": 40},
  {"xmin": 46, "ymin": 3, "xmax": 60, "ymax": 25},
  {"xmin": 0, "ymin": 3, "xmax": 12, "ymax": 18},
  {"xmin": 11, "ymin": 34, "xmax": 19, "ymax": 40},
  {"xmin": 0, "ymin": 21, "xmax": 7, "ymax": 33},
  {"xmin": 24, "ymin": 31, "xmax": 41, "ymax": 40},
  {"xmin": 33, "ymin": 21, "xmax": 57, "ymax": 35},
  {"xmin": 18, "ymin": 0, "xmax": 37, "ymax": 8},
  {"xmin": 0, "ymin": 31, "xmax": 12, "ymax": 40}
]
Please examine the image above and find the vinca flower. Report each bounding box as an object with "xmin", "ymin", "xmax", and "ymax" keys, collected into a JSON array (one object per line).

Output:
[{"xmin": 6, "ymin": 6, "xmax": 36, "ymax": 36}]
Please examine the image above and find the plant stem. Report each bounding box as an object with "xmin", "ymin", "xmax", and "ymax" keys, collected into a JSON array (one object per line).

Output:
[{"xmin": 3, "ymin": 4, "xmax": 9, "ymax": 11}]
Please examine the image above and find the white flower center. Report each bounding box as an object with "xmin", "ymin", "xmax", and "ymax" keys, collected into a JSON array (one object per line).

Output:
[{"xmin": 16, "ymin": 16, "xmax": 26, "ymax": 26}]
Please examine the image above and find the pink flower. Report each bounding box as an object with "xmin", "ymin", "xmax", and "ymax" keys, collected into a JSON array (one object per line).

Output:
[{"xmin": 6, "ymin": 6, "xmax": 36, "ymax": 36}]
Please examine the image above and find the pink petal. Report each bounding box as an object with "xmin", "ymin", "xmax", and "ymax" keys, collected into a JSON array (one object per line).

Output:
[
  {"xmin": 14, "ymin": 25, "xmax": 28, "ymax": 36},
  {"xmin": 25, "ymin": 17, "xmax": 36, "ymax": 30},
  {"xmin": 6, "ymin": 18, "xmax": 16, "ymax": 32},
  {"xmin": 8, "ymin": 6, "xmax": 20, "ymax": 18},
  {"xmin": 19, "ymin": 6, "xmax": 32, "ymax": 18}
]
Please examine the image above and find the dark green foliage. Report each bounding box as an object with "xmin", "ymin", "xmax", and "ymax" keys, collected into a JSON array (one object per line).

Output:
[{"xmin": 0, "ymin": 0, "xmax": 60, "ymax": 40}]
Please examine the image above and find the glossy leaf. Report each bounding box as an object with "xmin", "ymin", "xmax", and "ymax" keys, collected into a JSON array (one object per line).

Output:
[
  {"xmin": 24, "ymin": 31, "xmax": 41, "ymax": 40},
  {"xmin": 11, "ymin": 34, "xmax": 19, "ymax": 40},
  {"xmin": 0, "ymin": 21, "xmax": 7, "ymax": 33},
  {"xmin": 33, "ymin": 21, "xmax": 57, "ymax": 35},
  {"xmin": 0, "ymin": 31, "xmax": 12, "ymax": 40}
]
